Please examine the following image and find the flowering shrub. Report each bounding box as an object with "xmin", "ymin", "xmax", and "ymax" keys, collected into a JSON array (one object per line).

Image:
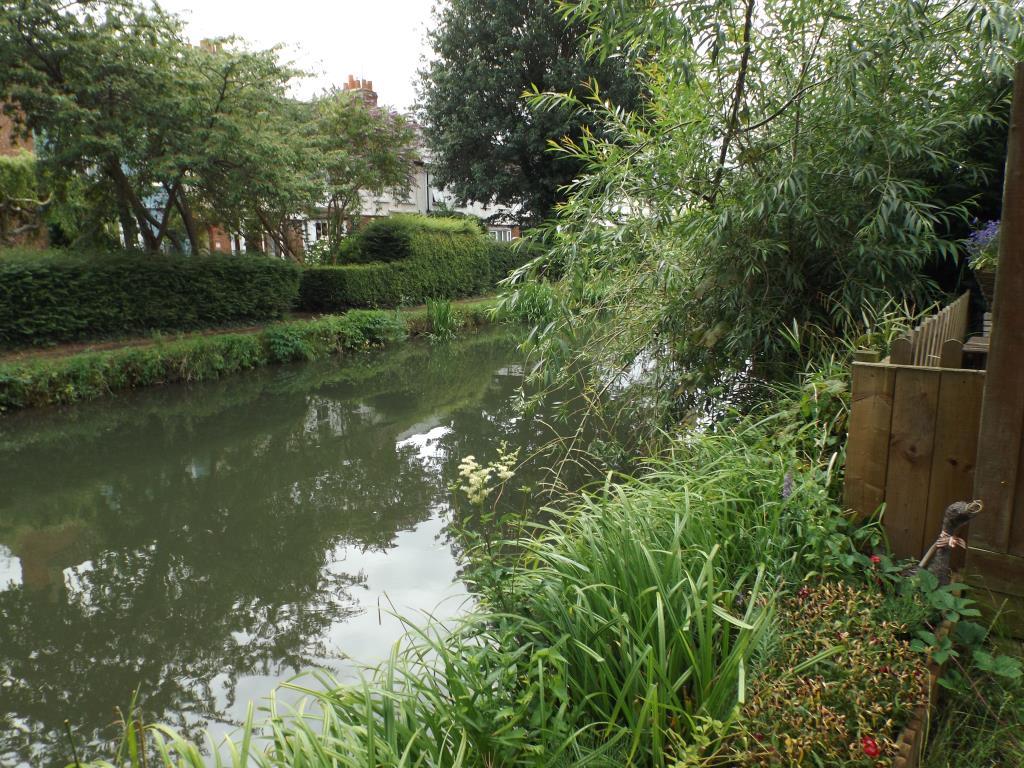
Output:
[
  {"xmin": 729, "ymin": 582, "xmax": 929, "ymax": 766},
  {"xmin": 456, "ymin": 445, "xmax": 518, "ymax": 506},
  {"xmin": 967, "ymin": 220, "xmax": 1000, "ymax": 271}
]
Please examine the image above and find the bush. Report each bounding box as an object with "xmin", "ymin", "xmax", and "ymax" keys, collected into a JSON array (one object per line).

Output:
[
  {"xmin": 0, "ymin": 248, "xmax": 301, "ymax": 348},
  {"xmin": 0, "ymin": 310, "xmax": 406, "ymax": 411},
  {"xmin": 340, "ymin": 214, "xmax": 485, "ymax": 264},
  {"xmin": 300, "ymin": 232, "xmax": 528, "ymax": 312}
]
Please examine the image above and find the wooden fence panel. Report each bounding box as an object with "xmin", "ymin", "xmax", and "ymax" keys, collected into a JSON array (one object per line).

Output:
[
  {"xmin": 845, "ymin": 364, "xmax": 896, "ymax": 518},
  {"xmin": 924, "ymin": 371, "xmax": 986, "ymax": 567},
  {"xmin": 884, "ymin": 369, "xmax": 941, "ymax": 560},
  {"xmin": 887, "ymin": 292, "xmax": 971, "ymax": 368}
]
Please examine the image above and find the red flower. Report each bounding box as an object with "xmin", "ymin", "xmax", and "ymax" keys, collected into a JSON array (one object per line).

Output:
[
  {"xmin": 861, "ymin": 736, "xmax": 881, "ymax": 758},
  {"xmin": 869, "ymin": 554, "xmax": 882, "ymax": 566},
  {"xmin": 797, "ymin": 587, "xmax": 811, "ymax": 599}
]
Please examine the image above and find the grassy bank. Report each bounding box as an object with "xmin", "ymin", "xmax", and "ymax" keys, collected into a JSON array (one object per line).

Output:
[{"xmin": 0, "ymin": 298, "xmax": 496, "ymax": 412}]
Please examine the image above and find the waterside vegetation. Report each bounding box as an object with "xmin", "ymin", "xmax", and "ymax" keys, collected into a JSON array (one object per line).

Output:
[{"xmin": 0, "ymin": 299, "xmax": 495, "ymax": 412}]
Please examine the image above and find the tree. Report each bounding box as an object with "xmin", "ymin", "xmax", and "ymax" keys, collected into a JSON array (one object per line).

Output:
[
  {"xmin": 417, "ymin": 0, "xmax": 640, "ymax": 226},
  {"xmin": 0, "ymin": 150, "xmax": 46, "ymax": 245},
  {"xmin": 308, "ymin": 89, "xmax": 417, "ymax": 245},
  {"xmin": 0, "ymin": 0, "xmax": 317, "ymax": 255},
  {"xmin": 0, "ymin": 0, "xmax": 418, "ymax": 260},
  {"xmin": 505, "ymin": 0, "xmax": 1024, "ymax": 425}
]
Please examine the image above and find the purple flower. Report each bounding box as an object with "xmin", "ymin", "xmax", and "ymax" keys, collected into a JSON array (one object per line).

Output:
[{"xmin": 967, "ymin": 220, "xmax": 999, "ymax": 257}]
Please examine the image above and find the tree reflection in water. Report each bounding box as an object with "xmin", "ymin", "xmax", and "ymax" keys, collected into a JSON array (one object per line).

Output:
[{"xmin": 0, "ymin": 330, "xmax": 557, "ymax": 767}]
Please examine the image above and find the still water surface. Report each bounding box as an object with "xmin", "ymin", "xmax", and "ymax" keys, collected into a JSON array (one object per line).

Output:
[{"xmin": 0, "ymin": 330, "xmax": 559, "ymax": 766}]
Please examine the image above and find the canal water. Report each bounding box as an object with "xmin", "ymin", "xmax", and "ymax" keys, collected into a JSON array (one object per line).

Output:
[{"xmin": 0, "ymin": 329, "xmax": 566, "ymax": 766}]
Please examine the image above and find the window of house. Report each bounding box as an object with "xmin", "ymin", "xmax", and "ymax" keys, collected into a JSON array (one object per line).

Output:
[
  {"xmin": 489, "ymin": 228, "xmax": 513, "ymax": 243},
  {"xmin": 314, "ymin": 221, "xmax": 329, "ymax": 241}
]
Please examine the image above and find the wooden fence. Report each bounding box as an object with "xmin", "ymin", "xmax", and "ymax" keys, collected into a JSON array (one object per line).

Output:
[
  {"xmin": 845, "ymin": 292, "xmax": 984, "ymax": 560},
  {"xmin": 889, "ymin": 291, "xmax": 971, "ymax": 368}
]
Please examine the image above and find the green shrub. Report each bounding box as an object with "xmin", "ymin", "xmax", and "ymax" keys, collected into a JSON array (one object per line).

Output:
[
  {"xmin": 340, "ymin": 214, "xmax": 486, "ymax": 264},
  {"xmin": 0, "ymin": 310, "xmax": 406, "ymax": 411},
  {"xmin": 0, "ymin": 248, "xmax": 301, "ymax": 348},
  {"xmin": 300, "ymin": 233, "xmax": 528, "ymax": 312}
]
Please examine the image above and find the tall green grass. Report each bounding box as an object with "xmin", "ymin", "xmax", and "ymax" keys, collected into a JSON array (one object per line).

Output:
[
  {"xmin": 426, "ymin": 298, "xmax": 458, "ymax": 341},
  {"xmin": 81, "ymin": 375, "xmax": 861, "ymax": 767}
]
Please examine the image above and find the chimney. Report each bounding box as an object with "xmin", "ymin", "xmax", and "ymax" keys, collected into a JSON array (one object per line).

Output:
[{"xmin": 342, "ymin": 74, "xmax": 378, "ymax": 108}]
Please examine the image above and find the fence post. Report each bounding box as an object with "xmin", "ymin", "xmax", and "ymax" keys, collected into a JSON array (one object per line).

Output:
[{"xmin": 966, "ymin": 60, "xmax": 1024, "ymax": 628}]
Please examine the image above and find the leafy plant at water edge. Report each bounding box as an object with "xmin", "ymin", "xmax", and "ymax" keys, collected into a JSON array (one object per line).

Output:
[
  {"xmin": 0, "ymin": 311, "xmax": 407, "ymax": 411},
  {"xmin": 426, "ymin": 298, "xmax": 458, "ymax": 341}
]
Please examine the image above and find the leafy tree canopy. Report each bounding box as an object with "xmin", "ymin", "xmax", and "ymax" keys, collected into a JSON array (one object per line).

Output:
[
  {"xmin": 417, "ymin": 0, "xmax": 641, "ymax": 225},
  {"xmin": 307, "ymin": 89, "xmax": 418, "ymax": 245},
  {"xmin": 504, "ymin": 0, "xmax": 1024, "ymax": 427},
  {"xmin": 0, "ymin": 0, "xmax": 417, "ymax": 259}
]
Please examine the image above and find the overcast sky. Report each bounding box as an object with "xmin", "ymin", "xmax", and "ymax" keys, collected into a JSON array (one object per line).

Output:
[{"xmin": 157, "ymin": 0, "xmax": 438, "ymax": 111}]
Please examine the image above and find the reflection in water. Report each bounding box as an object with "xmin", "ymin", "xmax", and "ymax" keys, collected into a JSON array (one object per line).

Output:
[{"xmin": 0, "ymin": 330, "xmax": 559, "ymax": 767}]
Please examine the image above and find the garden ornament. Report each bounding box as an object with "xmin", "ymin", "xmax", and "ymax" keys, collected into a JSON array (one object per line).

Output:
[{"xmin": 908, "ymin": 499, "xmax": 983, "ymax": 586}]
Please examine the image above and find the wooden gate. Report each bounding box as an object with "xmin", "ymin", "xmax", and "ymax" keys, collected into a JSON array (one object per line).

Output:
[{"xmin": 845, "ymin": 294, "xmax": 985, "ymax": 560}]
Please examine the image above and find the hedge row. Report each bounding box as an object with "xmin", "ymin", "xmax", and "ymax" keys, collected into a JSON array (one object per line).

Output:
[
  {"xmin": 0, "ymin": 300, "xmax": 499, "ymax": 412},
  {"xmin": 300, "ymin": 232, "xmax": 528, "ymax": 312},
  {"xmin": 0, "ymin": 249, "xmax": 300, "ymax": 348}
]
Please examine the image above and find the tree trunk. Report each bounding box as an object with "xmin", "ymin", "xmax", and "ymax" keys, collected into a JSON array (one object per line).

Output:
[
  {"xmin": 116, "ymin": 189, "xmax": 138, "ymax": 248},
  {"xmin": 107, "ymin": 162, "xmax": 159, "ymax": 251},
  {"xmin": 173, "ymin": 187, "xmax": 201, "ymax": 254}
]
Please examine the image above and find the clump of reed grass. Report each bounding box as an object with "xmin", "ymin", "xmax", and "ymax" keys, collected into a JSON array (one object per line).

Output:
[{"xmin": 426, "ymin": 298, "xmax": 459, "ymax": 341}]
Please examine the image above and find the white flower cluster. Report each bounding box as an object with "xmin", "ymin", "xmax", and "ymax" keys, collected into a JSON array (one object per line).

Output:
[{"xmin": 456, "ymin": 445, "xmax": 519, "ymax": 506}]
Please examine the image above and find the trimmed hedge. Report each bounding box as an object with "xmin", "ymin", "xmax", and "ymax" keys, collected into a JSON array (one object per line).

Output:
[
  {"xmin": 0, "ymin": 249, "xmax": 301, "ymax": 348},
  {"xmin": 341, "ymin": 214, "xmax": 485, "ymax": 264},
  {"xmin": 300, "ymin": 232, "xmax": 529, "ymax": 312}
]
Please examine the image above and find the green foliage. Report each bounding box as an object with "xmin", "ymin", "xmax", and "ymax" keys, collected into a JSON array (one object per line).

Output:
[
  {"xmin": 0, "ymin": 310, "xmax": 407, "ymax": 411},
  {"xmin": 426, "ymin": 298, "xmax": 458, "ymax": 341},
  {"xmin": 299, "ymin": 232, "xmax": 526, "ymax": 311},
  {"xmin": 418, "ymin": 0, "xmax": 642, "ymax": 224},
  {"xmin": 510, "ymin": 0, "xmax": 1024, "ymax": 410},
  {"xmin": 496, "ymin": 280, "xmax": 560, "ymax": 326},
  {"xmin": 308, "ymin": 90, "xmax": 417, "ymax": 245},
  {"xmin": 341, "ymin": 214, "xmax": 487, "ymax": 264},
  {"xmin": 0, "ymin": 150, "xmax": 46, "ymax": 245},
  {"xmin": 0, "ymin": 2, "xmax": 418, "ymax": 258},
  {"xmin": 924, "ymin": 651, "xmax": 1024, "ymax": 768},
  {"xmin": 0, "ymin": 249, "xmax": 300, "ymax": 347}
]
